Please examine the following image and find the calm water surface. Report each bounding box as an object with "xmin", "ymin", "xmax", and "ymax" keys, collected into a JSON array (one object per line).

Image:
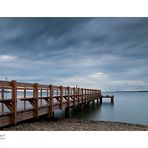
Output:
[
  {"xmin": 1, "ymin": 91, "xmax": 148, "ymax": 125},
  {"xmin": 55, "ymin": 92, "xmax": 148, "ymax": 126}
]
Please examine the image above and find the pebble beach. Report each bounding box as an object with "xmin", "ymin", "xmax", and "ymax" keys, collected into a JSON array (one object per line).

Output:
[{"xmin": 1, "ymin": 118, "xmax": 148, "ymax": 131}]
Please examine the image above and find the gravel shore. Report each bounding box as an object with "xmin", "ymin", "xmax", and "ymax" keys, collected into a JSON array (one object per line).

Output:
[{"xmin": 1, "ymin": 118, "xmax": 148, "ymax": 131}]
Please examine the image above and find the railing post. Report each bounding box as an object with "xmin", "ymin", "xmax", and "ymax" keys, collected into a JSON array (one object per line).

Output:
[
  {"xmin": 67, "ymin": 87, "xmax": 70, "ymax": 107},
  {"xmin": 60, "ymin": 86, "xmax": 63, "ymax": 109},
  {"xmin": 12, "ymin": 80, "xmax": 17, "ymax": 124},
  {"xmin": 49, "ymin": 84, "xmax": 53, "ymax": 118},
  {"xmin": 33, "ymin": 83, "xmax": 38, "ymax": 117},
  {"xmin": 73, "ymin": 87, "xmax": 76, "ymax": 106},
  {"xmin": 90, "ymin": 89, "xmax": 92, "ymax": 99},
  {"xmin": 1, "ymin": 86, "xmax": 4, "ymax": 113},
  {"xmin": 78, "ymin": 88, "xmax": 80, "ymax": 105},
  {"xmin": 92, "ymin": 89, "xmax": 95, "ymax": 105},
  {"xmin": 95, "ymin": 90, "xmax": 97, "ymax": 99},
  {"xmin": 85, "ymin": 88, "xmax": 87, "ymax": 104},
  {"xmin": 24, "ymin": 86, "xmax": 26, "ymax": 111},
  {"xmin": 40, "ymin": 88, "xmax": 42, "ymax": 107},
  {"xmin": 93, "ymin": 90, "xmax": 95, "ymax": 99},
  {"xmin": 81, "ymin": 88, "xmax": 83, "ymax": 103},
  {"xmin": 87, "ymin": 89, "xmax": 89, "ymax": 100}
]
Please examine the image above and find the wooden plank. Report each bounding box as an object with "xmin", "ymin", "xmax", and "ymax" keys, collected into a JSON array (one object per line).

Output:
[
  {"xmin": 17, "ymin": 87, "xmax": 33, "ymax": 90},
  {"xmin": 62, "ymin": 86, "xmax": 68, "ymax": 90},
  {"xmin": 53, "ymin": 85, "xmax": 60, "ymax": 89},
  {"xmin": 69, "ymin": 87, "xmax": 74, "ymax": 91},
  {"xmin": 0, "ymin": 99, "xmax": 12, "ymax": 103},
  {"xmin": 19, "ymin": 96, "xmax": 34, "ymax": 100},
  {"xmin": 38, "ymin": 96, "xmax": 50, "ymax": 100},
  {"xmin": 38, "ymin": 84, "xmax": 49, "ymax": 88},
  {"xmin": 0, "ymin": 86, "xmax": 12, "ymax": 90},
  {"xmin": 38, "ymin": 107, "xmax": 48, "ymax": 116},
  {"xmin": 0, "ymin": 80, "xmax": 11, "ymax": 86},
  {"xmin": 0, "ymin": 115, "xmax": 12, "ymax": 127},
  {"xmin": 17, "ymin": 82, "xmax": 34, "ymax": 87},
  {"xmin": 16, "ymin": 110, "xmax": 34, "ymax": 122}
]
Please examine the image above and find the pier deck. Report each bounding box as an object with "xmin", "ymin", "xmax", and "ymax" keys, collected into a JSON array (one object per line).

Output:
[{"xmin": 0, "ymin": 80, "xmax": 113, "ymax": 128}]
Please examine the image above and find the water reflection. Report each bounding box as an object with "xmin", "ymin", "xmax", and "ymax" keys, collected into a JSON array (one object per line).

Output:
[
  {"xmin": 1, "ymin": 91, "xmax": 148, "ymax": 125},
  {"xmin": 54, "ymin": 101, "xmax": 114, "ymax": 121},
  {"xmin": 54, "ymin": 92, "xmax": 148, "ymax": 126}
]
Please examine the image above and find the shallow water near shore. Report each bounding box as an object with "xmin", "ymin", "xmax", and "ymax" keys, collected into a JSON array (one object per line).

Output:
[
  {"xmin": 54, "ymin": 92, "xmax": 148, "ymax": 126},
  {"xmin": 1, "ymin": 91, "xmax": 148, "ymax": 126}
]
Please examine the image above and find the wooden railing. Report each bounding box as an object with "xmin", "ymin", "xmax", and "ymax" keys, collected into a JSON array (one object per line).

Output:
[{"xmin": 0, "ymin": 80, "xmax": 101, "ymax": 127}]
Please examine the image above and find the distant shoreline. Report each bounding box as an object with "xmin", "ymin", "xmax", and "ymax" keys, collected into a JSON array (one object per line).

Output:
[
  {"xmin": 103, "ymin": 90, "xmax": 148, "ymax": 93},
  {"xmin": 2, "ymin": 118, "xmax": 148, "ymax": 131}
]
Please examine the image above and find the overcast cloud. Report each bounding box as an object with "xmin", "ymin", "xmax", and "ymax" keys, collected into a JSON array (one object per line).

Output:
[{"xmin": 0, "ymin": 18, "xmax": 148, "ymax": 91}]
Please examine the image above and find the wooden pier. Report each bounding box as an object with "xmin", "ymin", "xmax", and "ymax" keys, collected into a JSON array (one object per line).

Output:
[
  {"xmin": 0, "ymin": 80, "xmax": 114, "ymax": 128},
  {"xmin": 100, "ymin": 95, "xmax": 114, "ymax": 104}
]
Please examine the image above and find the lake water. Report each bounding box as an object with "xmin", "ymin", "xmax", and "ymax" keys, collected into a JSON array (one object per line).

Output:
[
  {"xmin": 54, "ymin": 92, "xmax": 148, "ymax": 126},
  {"xmin": 1, "ymin": 91, "xmax": 148, "ymax": 125}
]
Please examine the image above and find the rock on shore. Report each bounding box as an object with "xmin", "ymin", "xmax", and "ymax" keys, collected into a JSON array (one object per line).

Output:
[{"xmin": 1, "ymin": 118, "xmax": 148, "ymax": 131}]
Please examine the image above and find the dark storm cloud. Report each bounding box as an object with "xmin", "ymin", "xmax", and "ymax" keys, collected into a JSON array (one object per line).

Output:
[
  {"xmin": 0, "ymin": 18, "xmax": 91, "ymax": 52},
  {"xmin": 0, "ymin": 17, "xmax": 148, "ymax": 90}
]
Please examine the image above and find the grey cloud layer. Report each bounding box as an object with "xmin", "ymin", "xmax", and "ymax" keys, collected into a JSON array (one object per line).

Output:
[{"xmin": 0, "ymin": 18, "xmax": 148, "ymax": 91}]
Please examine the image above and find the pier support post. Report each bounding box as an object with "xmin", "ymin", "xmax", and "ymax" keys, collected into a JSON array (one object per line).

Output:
[
  {"xmin": 87, "ymin": 101, "xmax": 90, "ymax": 108},
  {"xmin": 51, "ymin": 111, "xmax": 54, "ymax": 118},
  {"xmin": 12, "ymin": 80, "xmax": 17, "ymax": 125},
  {"xmin": 48, "ymin": 111, "xmax": 54, "ymax": 119},
  {"xmin": 74, "ymin": 106, "xmax": 77, "ymax": 112},
  {"xmin": 92, "ymin": 100, "xmax": 95, "ymax": 106},
  {"xmin": 65, "ymin": 107, "xmax": 70, "ymax": 118},
  {"xmin": 84, "ymin": 103, "xmax": 87, "ymax": 111},
  {"xmin": 111, "ymin": 96, "xmax": 114, "ymax": 104},
  {"xmin": 97, "ymin": 98, "xmax": 99, "ymax": 105},
  {"xmin": 100, "ymin": 97, "xmax": 102, "ymax": 104},
  {"xmin": 77, "ymin": 104, "xmax": 82, "ymax": 111}
]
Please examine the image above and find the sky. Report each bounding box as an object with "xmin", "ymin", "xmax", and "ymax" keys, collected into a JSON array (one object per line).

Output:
[{"xmin": 0, "ymin": 17, "xmax": 148, "ymax": 91}]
